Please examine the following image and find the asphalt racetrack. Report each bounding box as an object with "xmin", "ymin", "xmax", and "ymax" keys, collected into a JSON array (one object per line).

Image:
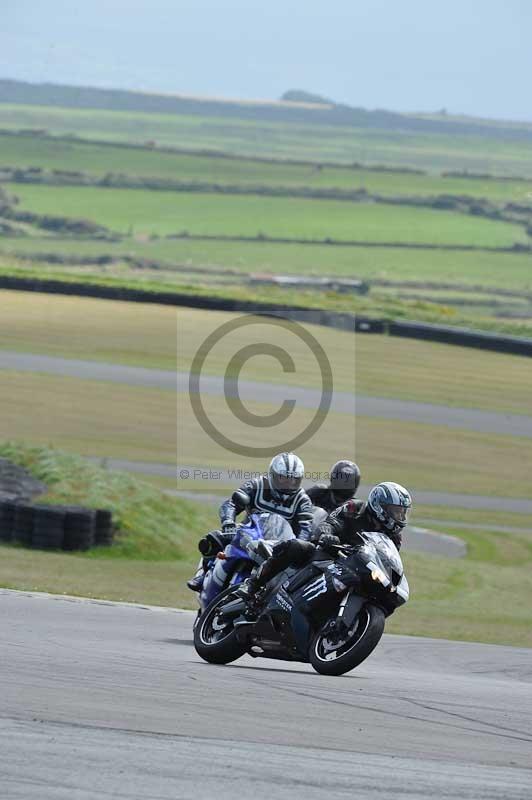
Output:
[{"xmin": 1, "ymin": 590, "xmax": 531, "ymax": 799}]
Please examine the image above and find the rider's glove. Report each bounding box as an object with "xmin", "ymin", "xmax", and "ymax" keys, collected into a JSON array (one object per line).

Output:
[
  {"xmin": 318, "ymin": 532, "xmax": 341, "ymax": 552},
  {"xmin": 221, "ymin": 521, "xmax": 237, "ymax": 537},
  {"xmin": 310, "ymin": 521, "xmax": 332, "ymax": 545}
]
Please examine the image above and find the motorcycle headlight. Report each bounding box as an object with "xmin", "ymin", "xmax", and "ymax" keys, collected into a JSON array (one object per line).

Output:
[{"xmin": 368, "ymin": 564, "xmax": 391, "ymax": 588}]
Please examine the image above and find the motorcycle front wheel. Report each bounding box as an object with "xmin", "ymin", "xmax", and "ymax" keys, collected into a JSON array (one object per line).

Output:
[
  {"xmin": 194, "ymin": 586, "xmax": 248, "ymax": 665},
  {"xmin": 309, "ymin": 603, "xmax": 385, "ymax": 676}
]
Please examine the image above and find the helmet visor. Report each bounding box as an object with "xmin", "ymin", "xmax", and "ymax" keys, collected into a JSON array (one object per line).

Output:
[
  {"xmin": 273, "ymin": 473, "xmax": 302, "ymax": 495},
  {"xmin": 384, "ymin": 504, "xmax": 410, "ymax": 524}
]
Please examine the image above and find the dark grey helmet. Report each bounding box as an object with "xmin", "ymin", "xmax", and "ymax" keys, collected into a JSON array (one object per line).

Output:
[{"xmin": 330, "ymin": 460, "xmax": 361, "ymax": 502}]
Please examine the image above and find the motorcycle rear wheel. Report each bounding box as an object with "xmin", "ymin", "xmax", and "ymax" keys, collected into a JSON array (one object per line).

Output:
[
  {"xmin": 309, "ymin": 604, "xmax": 385, "ymax": 676},
  {"xmin": 194, "ymin": 586, "xmax": 248, "ymax": 665}
]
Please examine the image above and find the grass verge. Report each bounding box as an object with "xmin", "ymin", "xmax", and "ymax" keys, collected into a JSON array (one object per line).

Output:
[
  {"xmin": 0, "ymin": 371, "xmax": 175, "ymax": 464},
  {"xmin": 412, "ymin": 504, "xmax": 532, "ymax": 531},
  {"xmin": 0, "ymin": 442, "xmax": 213, "ymax": 559},
  {"xmin": 0, "ymin": 288, "xmax": 177, "ymax": 369},
  {"xmin": 176, "ymin": 396, "xmax": 532, "ymax": 498},
  {"xmin": 387, "ymin": 526, "xmax": 532, "ymax": 647}
]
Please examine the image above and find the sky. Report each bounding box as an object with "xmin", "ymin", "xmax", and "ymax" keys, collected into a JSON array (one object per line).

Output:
[{"xmin": 2, "ymin": 0, "xmax": 531, "ymax": 121}]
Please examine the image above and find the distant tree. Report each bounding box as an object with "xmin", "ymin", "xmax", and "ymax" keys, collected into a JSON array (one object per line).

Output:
[{"xmin": 281, "ymin": 89, "xmax": 334, "ymax": 106}]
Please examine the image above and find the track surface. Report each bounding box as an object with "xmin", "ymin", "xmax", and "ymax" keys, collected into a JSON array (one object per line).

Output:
[
  {"xmin": 2, "ymin": 351, "xmax": 532, "ymax": 437},
  {"xmin": 1, "ymin": 591, "xmax": 531, "ymax": 799}
]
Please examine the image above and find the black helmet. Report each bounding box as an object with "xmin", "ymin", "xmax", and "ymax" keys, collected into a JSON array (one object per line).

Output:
[
  {"xmin": 329, "ymin": 460, "xmax": 361, "ymax": 503},
  {"xmin": 367, "ymin": 482, "xmax": 412, "ymax": 536},
  {"xmin": 268, "ymin": 452, "xmax": 304, "ymax": 498}
]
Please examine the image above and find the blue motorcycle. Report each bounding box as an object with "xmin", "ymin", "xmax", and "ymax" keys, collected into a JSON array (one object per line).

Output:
[{"xmin": 197, "ymin": 512, "xmax": 295, "ymax": 617}]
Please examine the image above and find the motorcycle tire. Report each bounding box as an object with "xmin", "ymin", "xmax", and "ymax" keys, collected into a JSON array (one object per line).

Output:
[
  {"xmin": 194, "ymin": 586, "xmax": 247, "ymax": 665},
  {"xmin": 309, "ymin": 603, "xmax": 385, "ymax": 677}
]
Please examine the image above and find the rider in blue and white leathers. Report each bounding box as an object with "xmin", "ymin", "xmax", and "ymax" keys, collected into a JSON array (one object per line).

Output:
[{"xmin": 187, "ymin": 452, "xmax": 313, "ymax": 592}]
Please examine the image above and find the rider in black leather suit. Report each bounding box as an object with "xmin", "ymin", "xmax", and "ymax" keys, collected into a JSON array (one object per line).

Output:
[{"xmin": 241, "ymin": 482, "xmax": 412, "ymax": 600}]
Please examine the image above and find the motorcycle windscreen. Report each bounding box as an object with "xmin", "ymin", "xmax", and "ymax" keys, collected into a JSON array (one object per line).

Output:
[
  {"xmin": 358, "ymin": 531, "xmax": 404, "ymax": 578},
  {"xmin": 253, "ymin": 512, "xmax": 295, "ymax": 542}
]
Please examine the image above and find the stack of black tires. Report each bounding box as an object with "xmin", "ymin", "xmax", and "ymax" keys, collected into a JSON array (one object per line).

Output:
[{"xmin": 0, "ymin": 501, "xmax": 115, "ymax": 551}]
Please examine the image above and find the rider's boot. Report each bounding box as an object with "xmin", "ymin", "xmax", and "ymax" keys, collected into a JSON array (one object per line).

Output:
[
  {"xmin": 234, "ymin": 580, "xmax": 264, "ymax": 624},
  {"xmin": 236, "ymin": 574, "xmax": 261, "ymax": 601},
  {"xmin": 186, "ymin": 560, "xmax": 206, "ymax": 592},
  {"xmin": 238, "ymin": 541, "xmax": 288, "ymax": 599},
  {"xmin": 187, "ymin": 529, "xmax": 234, "ymax": 591},
  {"xmin": 235, "ymin": 560, "xmax": 273, "ymax": 619}
]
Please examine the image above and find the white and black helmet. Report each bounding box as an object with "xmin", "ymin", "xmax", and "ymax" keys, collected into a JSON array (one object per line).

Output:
[
  {"xmin": 268, "ymin": 452, "xmax": 304, "ymax": 498},
  {"xmin": 367, "ymin": 482, "xmax": 412, "ymax": 535}
]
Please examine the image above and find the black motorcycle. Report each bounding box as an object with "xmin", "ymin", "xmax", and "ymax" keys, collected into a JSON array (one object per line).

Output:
[{"xmin": 194, "ymin": 531, "xmax": 409, "ymax": 676}]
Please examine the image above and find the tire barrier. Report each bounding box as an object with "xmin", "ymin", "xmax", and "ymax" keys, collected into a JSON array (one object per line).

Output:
[
  {"xmin": 95, "ymin": 509, "xmax": 113, "ymax": 546},
  {"xmin": 0, "ymin": 501, "xmax": 18, "ymax": 542},
  {"xmin": 387, "ymin": 320, "xmax": 532, "ymax": 357},
  {"xmin": 62, "ymin": 506, "xmax": 96, "ymax": 552},
  {"xmin": 32, "ymin": 506, "xmax": 66, "ymax": 550},
  {"xmin": 0, "ymin": 500, "xmax": 114, "ymax": 551},
  {"xmin": 13, "ymin": 504, "xmax": 35, "ymax": 547}
]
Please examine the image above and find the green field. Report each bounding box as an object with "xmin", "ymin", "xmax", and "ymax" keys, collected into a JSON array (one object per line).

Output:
[
  {"xmin": 2, "ymin": 103, "xmax": 532, "ymax": 176},
  {"xmin": 3, "ymin": 132, "xmax": 532, "ymax": 204},
  {"xmin": 1, "ymin": 114, "xmax": 532, "ymax": 337},
  {"xmin": 2, "ymin": 234, "xmax": 531, "ymax": 292},
  {"xmin": 7, "ymin": 182, "xmax": 528, "ymax": 246}
]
